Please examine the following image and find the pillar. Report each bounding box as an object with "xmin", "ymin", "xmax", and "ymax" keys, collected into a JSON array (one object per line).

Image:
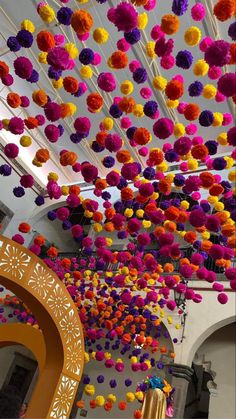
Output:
[{"xmin": 169, "ymin": 363, "xmax": 194, "ymax": 419}]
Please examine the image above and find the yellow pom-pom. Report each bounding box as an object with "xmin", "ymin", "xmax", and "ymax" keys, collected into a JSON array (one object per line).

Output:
[
  {"xmin": 156, "ymin": 162, "xmax": 168, "ymax": 172},
  {"xmin": 151, "ymin": 192, "xmax": 159, "ymax": 200},
  {"xmin": 77, "ymin": 0, "xmax": 89, "ymax": 3},
  {"xmin": 167, "ymin": 316, "xmax": 173, "ymax": 324},
  {"xmin": 166, "ymin": 173, "xmax": 175, "ymax": 182},
  {"xmin": 52, "ymin": 77, "xmax": 63, "ymax": 89},
  {"xmin": 61, "ymin": 185, "xmax": 69, "ymax": 196},
  {"xmin": 32, "ymin": 159, "xmax": 42, "ymax": 167},
  {"xmin": 84, "ymin": 384, "xmax": 95, "ymax": 396},
  {"xmin": 136, "ymin": 209, "xmax": 144, "ymax": 218},
  {"xmin": 142, "ymin": 220, "xmax": 151, "ymax": 228},
  {"xmin": 84, "ymin": 210, "xmax": 93, "ymax": 218},
  {"xmin": 106, "ymin": 238, "xmax": 113, "ymax": 246},
  {"xmin": 153, "ymin": 75, "xmax": 167, "ymax": 90},
  {"xmin": 64, "ymin": 43, "xmax": 78, "ymax": 59},
  {"xmin": 201, "ymin": 231, "xmax": 210, "ymax": 239},
  {"xmin": 38, "ymin": 52, "xmax": 48, "ymax": 64},
  {"xmin": 84, "ymin": 352, "xmax": 90, "ymax": 363},
  {"xmin": 104, "ymin": 352, "xmax": 111, "ymax": 359},
  {"xmin": 80, "ymin": 65, "xmax": 93, "ymax": 79},
  {"xmin": 38, "ymin": 4, "xmax": 55, "ymax": 23},
  {"xmin": 120, "ymin": 80, "xmax": 134, "ymax": 95},
  {"xmin": 20, "ymin": 136, "xmax": 32, "ymax": 147},
  {"xmin": 228, "ymin": 170, "xmax": 236, "ymax": 182},
  {"xmin": 48, "ymin": 172, "xmax": 59, "ymax": 181},
  {"xmin": 102, "ymin": 117, "xmax": 113, "ymax": 130},
  {"xmin": 202, "ymin": 84, "xmax": 217, "ymax": 99},
  {"xmin": 217, "ymin": 132, "xmax": 228, "ymax": 146},
  {"xmin": 212, "ymin": 112, "xmax": 223, "ymax": 126},
  {"xmin": 21, "ymin": 19, "xmax": 35, "ymax": 33},
  {"xmin": 137, "ymin": 12, "xmax": 148, "ymax": 30},
  {"xmin": 208, "ymin": 196, "xmax": 218, "ymax": 204},
  {"xmin": 135, "ymin": 391, "xmax": 144, "ymax": 401},
  {"xmin": 193, "ymin": 59, "xmax": 209, "ymax": 76},
  {"xmin": 126, "ymin": 392, "xmax": 135, "ymax": 403},
  {"xmin": 175, "ymin": 324, "xmax": 181, "ymax": 330},
  {"xmin": 174, "ymin": 123, "xmax": 185, "ymax": 137},
  {"xmin": 124, "ymin": 208, "xmax": 134, "ymax": 218},
  {"xmin": 145, "ymin": 41, "xmax": 156, "ymax": 58},
  {"xmin": 180, "ymin": 200, "xmax": 189, "ymax": 210},
  {"xmin": 133, "ymin": 104, "xmax": 144, "ymax": 117},
  {"xmin": 184, "ymin": 26, "xmax": 201, "ymax": 46},
  {"xmin": 166, "ymin": 99, "xmax": 179, "ymax": 108},
  {"xmin": 224, "ymin": 156, "xmax": 234, "ymax": 169},
  {"xmin": 107, "ymin": 394, "xmax": 116, "ymax": 403},
  {"xmin": 93, "ymin": 28, "xmax": 109, "ymax": 44},
  {"xmin": 214, "ymin": 202, "xmax": 224, "ymax": 211},
  {"xmin": 93, "ymin": 223, "xmax": 103, "ymax": 232},
  {"xmin": 121, "ymin": 267, "xmax": 129, "ymax": 275},
  {"xmin": 188, "ymin": 158, "xmax": 198, "ymax": 170},
  {"xmin": 95, "ymin": 396, "xmax": 105, "ymax": 407}
]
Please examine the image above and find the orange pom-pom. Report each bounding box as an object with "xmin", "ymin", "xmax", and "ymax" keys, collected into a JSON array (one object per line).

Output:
[
  {"xmin": 184, "ymin": 231, "xmax": 197, "ymax": 244},
  {"xmin": 191, "ymin": 144, "xmax": 208, "ymax": 160},
  {"xmin": 118, "ymin": 401, "xmax": 127, "ymax": 411},
  {"xmin": 199, "ymin": 172, "xmax": 215, "ymax": 188},
  {"xmin": 116, "ymin": 150, "xmax": 131, "ymax": 163},
  {"xmin": 71, "ymin": 9, "xmax": 93, "ymax": 35},
  {"xmin": 133, "ymin": 127, "xmax": 151, "ymax": 145},
  {"xmin": 134, "ymin": 410, "xmax": 142, "ymax": 419},
  {"xmin": 34, "ymin": 235, "xmax": 45, "ymax": 246},
  {"xmin": 165, "ymin": 206, "xmax": 179, "ymax": 221},
  {"xmin": 95, "ymin": 178, "xmax": 107, "ymax": 190},
  {"xmin": 87, "ymin": 92, "xmax": 103, "ymax": 112},
  {"xmin": 213, "ymin": 0, "xmax": 235, "ymax": 21},
  {"xmin": 149, "ymin": 149, "xmax": 164, "ymax": 164},
  {"xmin": 229, "ymin": 43, "xmax": 236, "ymax": 64},
  {"xmin": 161, "ymin": 14, "xmax": 180, "ymax": 35},
  {"xmin": 47, "ymin": 246, "xmax": 58, "ymax": 258},
  {"xmin": 60, "ymin": 151, "xmax": 77, "ymax": 166},
  {"xmin": 36, "ymin": 30, "xmax": 55, "ymax": 52},
  {"xmin": 96, "ymin": 131, "xmax": 108, "ymax": 146},
  {"xmin": 165, "ymin": 80, "xmax": 184, "ymax": 100},
  {"xmin": 184, "ymin": 103, "xmax": 201, "ymax": 121},
  {"xmin": 63, "ymin": 76, "xmax": 79, "ymax": 94},
  {"xmin": 158, "ymin": 179, "xmax": 171, "ymax": 195},
  {"xmin": 76, "ymin": 400, "xmax": 85, "ymax": 409},
  {"xmin": 93, "ymin": 212, "xmax": 103, "ymax": 222},
  {"xmin": 118, "ymin": 97, "xmax": 136, "ymax": 113},
  {"xmin": 0, "ymin": 60, "xmax": 9, "ymax": 78},
  {"xmin": 24, "ymin": 117, "xmax": 38, "ymax": 129},
  {"xmin": 7, "ymin": 93, "xmax": 21, "ymax": 108},
  {"xmin": 121, "ymin": 187, "xmax": 134, "ymax": 201},
  {"xmin": 18, "ymin": 222, "xmax": 31, "ymax": 233},
  {"xmin": 109, "ymin": 51, "xmax": 129, "ymax": 69},
  {"xmin": 32, "ymin": 90, "xmax": 48, "ymax": 107},
  {"xmin": 69, "ymin": 185, "xmax": 81, "ymax": 195},
  {"xmin": 209, "ymin": 183, "xmax": 224, "ymax": 196},
  {"xmin": 35, "ymin": 148, "xmax": 50, "ymax": 163}
]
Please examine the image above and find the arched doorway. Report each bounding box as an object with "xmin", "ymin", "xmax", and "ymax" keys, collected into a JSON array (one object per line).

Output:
[
  {"xmin": 0, "ymin": 235, "xmax": 84, "ymax": 418},
  {"xmin": 184, "ymin": 321, "xmax": 236, "ymax": 418}
]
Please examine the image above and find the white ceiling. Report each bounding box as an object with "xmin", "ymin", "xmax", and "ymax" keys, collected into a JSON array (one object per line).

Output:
[{"xmin": 0, "ymin": 0, "xmax": 234, "ymax": 187}]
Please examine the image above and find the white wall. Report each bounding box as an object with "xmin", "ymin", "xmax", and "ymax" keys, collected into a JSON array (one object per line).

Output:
[{"xmin": 196, "ymin": 323, "xmax": 236, "ymax": 419}]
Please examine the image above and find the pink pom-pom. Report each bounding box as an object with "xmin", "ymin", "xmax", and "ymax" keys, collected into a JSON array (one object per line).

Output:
[
  {"xmin": 217, "ymin": 293, "xmax": 228, "ymax": 304},
  {"xmin": 191, "ymin": 3, "xmax": 206, "ymax": 21}
]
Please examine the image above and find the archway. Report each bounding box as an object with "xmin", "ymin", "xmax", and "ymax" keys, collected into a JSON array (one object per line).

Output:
[{"xmin": 0, "ymin": 234, "xmax": 84, "ymax": 418}]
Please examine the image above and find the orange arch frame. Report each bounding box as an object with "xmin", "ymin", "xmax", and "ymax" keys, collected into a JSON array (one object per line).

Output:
[{"xmin": 0, "ymin": 234, "xmax": 84, "ymax": 418}]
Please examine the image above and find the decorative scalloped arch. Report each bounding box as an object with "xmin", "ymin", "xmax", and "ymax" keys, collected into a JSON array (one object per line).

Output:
[{"xmin": 0, "ymin": 235, "xmax": 84, "ymax": 419}]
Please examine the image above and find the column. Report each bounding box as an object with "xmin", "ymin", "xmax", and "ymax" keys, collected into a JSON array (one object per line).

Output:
[{"xmin": 168, "ymin": 363, "xmax": 194, "ymax": 419}]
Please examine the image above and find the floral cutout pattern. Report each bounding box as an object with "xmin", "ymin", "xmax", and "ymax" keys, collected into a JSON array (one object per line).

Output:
[
  {"xmin": 28, "ymin": 263, "xmax": 55, "ymax": 299},
  {"xmin": 59, "ymin": 309, "xmax": 81, "ymax": 345},
  {"xmin": 64, "ymin": 340, "xmax": 83, "ymax": 376},
  {"xmin": 47, "ymin": 283, "xmax": 71, "ymax": 319},
  {"xmin": 49, "ymin": 375, "xmax": 77, "ymax": 419},
  {"xmin": 0, "ymin": 243, "xmax": 31, "ymax": 280}
]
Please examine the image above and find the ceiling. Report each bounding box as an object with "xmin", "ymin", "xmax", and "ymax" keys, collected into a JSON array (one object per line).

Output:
[{"xmin": 0, "ymin": 0, "xmax": 234, "ymax": 188}]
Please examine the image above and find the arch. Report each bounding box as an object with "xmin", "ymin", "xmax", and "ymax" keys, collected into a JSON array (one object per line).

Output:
[
  {"xmin": 187, "ymin": 315, "xmax": 235, "ymax": 366},
  {"xmin": 0, "ymin": 234, "xmax": 84, "ymax": 418}
]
